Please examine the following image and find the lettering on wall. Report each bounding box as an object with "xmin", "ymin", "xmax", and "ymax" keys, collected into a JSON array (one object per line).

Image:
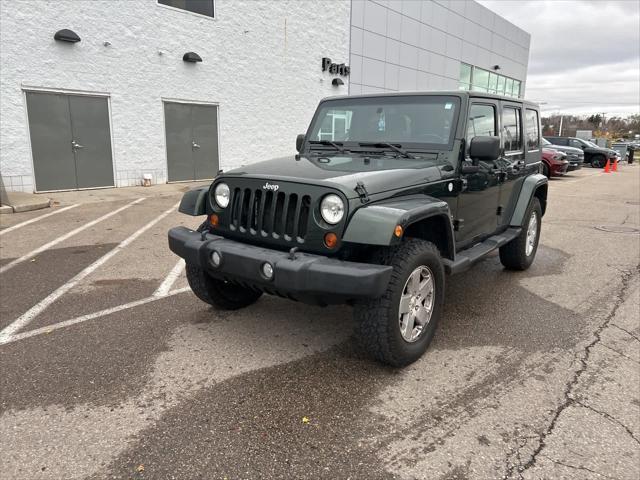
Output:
[{"xmin": 322, "ymin": 57, "xmax": 350, "ymax": 76}]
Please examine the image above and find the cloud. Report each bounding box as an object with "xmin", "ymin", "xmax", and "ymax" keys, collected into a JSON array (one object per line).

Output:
[{"xmin": 478, "ymin": 0, "xmax": 640, "ymax": 116}]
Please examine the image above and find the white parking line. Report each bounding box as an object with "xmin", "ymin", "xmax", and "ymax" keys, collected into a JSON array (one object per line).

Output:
[
  {"xmin": 0, "ymin": 198, "xmax": 145, "ymax": 274},
  {"xmin": 0, "ymin": 204, "xmax": 80, "ymax": 236},
  {"xmin": 0, "ymin": 287, "xmax": 190, "ymax": 346},
  {"xmin": 153, "ymin": 259, "xmax": 185, "ymax": 297},
  {"xmin": 0, "ymin": 201, "xmax": 179, "ymax": 342}
]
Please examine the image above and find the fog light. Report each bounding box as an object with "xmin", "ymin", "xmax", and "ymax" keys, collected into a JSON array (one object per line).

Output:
[
  {"xmin": 211, "ymin": 251, "xmax": 221, "ymax": 267},
  {"xmin": 261, "ymin": 262, "xmax": 274, "ymax": 280}
]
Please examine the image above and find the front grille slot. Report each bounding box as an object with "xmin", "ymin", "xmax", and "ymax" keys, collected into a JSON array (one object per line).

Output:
[{"xmin": 229, "ymin": 187, "xmax": 311, "ymax": 243}]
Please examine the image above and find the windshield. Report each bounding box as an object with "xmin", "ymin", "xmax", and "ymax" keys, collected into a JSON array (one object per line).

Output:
[
  {"xmin": 307, "ymin": 95, "xmax": 460, "ymax": 151},
  {"xmin": 585, "ymin": 140, "xmax": 599, "ymax": 148},
  {"xmin": 541, "ymin": 138, "xmax": 551, "ymax": 146}
]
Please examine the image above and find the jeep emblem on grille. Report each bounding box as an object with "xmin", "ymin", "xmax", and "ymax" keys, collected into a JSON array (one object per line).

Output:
[{"xmin": 263, "ymin": 182, "xmax": 279, "ymax": 191}]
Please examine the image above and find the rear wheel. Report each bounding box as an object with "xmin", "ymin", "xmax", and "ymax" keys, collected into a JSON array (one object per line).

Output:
[
  {"xmin": 499, "ymin": 198, "xmax": 542, "ymax": 271},
  {"xmin": 186, "ymin": 264, "xmax": 262, "ymax": 310},
  {"xmin": 354, "ymin": 239, "xmax": 445, "ymax": 367}
]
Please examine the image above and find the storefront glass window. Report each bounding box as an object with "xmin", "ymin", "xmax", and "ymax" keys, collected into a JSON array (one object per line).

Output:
[{"xmin": 459, "ymin": 63, "xmax": 472, "ymax": 91}]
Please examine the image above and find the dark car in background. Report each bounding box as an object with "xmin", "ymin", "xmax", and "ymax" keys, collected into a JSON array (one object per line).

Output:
[
  {"xmin": 541, "ymin": 147, "xmax": 569, "ymax": 177},
  {"xmin": 544, "ymin": 136, "xmax": 616, "ymax": 168},
  {"xmin": 541, "ymin": 137, "xmax": 583, "ymax": 170}
]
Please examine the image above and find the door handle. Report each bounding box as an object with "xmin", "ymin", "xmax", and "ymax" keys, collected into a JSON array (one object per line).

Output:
[
  {"xmin": 192, "ymin": 141, "xmax": 200, "ymax": 149},
  {"xmin": 71, "ymin": 140, "xmax": 84, "ymax": 150}
]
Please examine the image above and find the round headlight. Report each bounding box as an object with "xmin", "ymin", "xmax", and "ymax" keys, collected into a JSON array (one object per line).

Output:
[
  {"xmin": 320, "ymin": 194, "xmax": 345, "ymax": 225},
  {"xmin": 214, "ymin": 183, "xmax": 230, "ymax": 208}
]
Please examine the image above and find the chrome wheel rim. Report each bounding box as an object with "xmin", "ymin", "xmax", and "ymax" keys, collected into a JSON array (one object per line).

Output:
[
  {"xmin": 398, "ymin": 266, "xmax": 435, "ymax": 343},
  {"xmin": 526, "ymin": 211, "xmax": 538, "ymax": 256}
]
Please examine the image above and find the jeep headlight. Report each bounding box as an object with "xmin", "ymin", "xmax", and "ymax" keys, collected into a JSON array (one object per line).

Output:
[
  {"xmin": 320, "ymin": 194, "xmax": 344, "ymax": 224},
  {"xmin": 214, "ymin": 183, "xmax": 230, "ymax": 208}
]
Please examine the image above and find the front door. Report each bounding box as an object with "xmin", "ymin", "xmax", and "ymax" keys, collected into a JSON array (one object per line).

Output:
[
  {"xmin": 26, "ymin": 92, "xmax": 114, "ymax": 191},
  {"xmin": 455, "ymin": 101, "xmax": 502, "ymax": 248},
  {"xmin": 165, "ymin": 102, "xmax": 219, "ymax": 182}
]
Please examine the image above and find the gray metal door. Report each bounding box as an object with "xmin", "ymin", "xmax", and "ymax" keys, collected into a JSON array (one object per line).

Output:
[
  {"xmin": 165, "ymin": 102, "xmax": 219, "ymax": 182},
  {"xmin": 26, "ymin": 92, "xmax": 114, "ymax": 191},
  {"xmin": 69, "ymin": 95, "xmax": 114, "ymax": 189}
]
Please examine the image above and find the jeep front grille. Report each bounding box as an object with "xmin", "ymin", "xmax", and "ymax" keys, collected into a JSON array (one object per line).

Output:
[{"xmin": 229, "ymin": 188, "xmax": 311, "ymax": 243}]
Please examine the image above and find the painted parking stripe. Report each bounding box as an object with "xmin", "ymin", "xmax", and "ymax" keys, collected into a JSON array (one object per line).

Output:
[
  {"xmin": 0, "ymin": 198, "xmax": 145, "ymax": 274},
  {"xmin": 0, "ymin": 201, "xmax": 179, "ymax": 342},
  {"xmin": 0, "ymin": 204, "xmax": 80, "ymax": 236},
  {"xmin": 0, "ymin": 287, "xmax": 190, "ymax": 346},
  {"xmin": 153, "ymin": 259, "xmax": 186, "ymax": 297}
]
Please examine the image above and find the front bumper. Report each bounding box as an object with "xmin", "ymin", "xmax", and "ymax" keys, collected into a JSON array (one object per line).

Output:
[
  {"xmin": 566, "ymin": 157, "xmax": 584, "ymax": 171},
  {"xmin": 550, "ymin": 161, "xmax": 569, "ymax": 176},
  {"xmin": 168, "ymin": 226, "xmax": 393, "ymax": 305}
]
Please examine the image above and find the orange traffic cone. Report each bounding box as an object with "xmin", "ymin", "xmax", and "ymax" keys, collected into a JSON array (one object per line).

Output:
[
  {"xmin": 603, "ymin": 159, "xmax": 611, "ymax": 173},
  {"xmin": 612, "ymin": 158, "xmax": 618, "ymax": 172}
]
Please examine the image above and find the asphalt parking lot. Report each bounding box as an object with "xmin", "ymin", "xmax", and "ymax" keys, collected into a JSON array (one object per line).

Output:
[{"xmin": 1, "ymin": 166, "xmax": 639, "ymax": 480}]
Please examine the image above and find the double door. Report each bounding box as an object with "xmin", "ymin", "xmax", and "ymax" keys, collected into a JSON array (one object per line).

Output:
[
  {"xmin": 164, "ymin": 102, "xmax": 219, "ymax": 182},
  {"xmin": 26, "ymin": 92, "xmax": 114, "ymax": 191}
]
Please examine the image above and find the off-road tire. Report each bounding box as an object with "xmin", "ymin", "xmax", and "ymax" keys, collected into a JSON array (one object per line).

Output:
[
  {"xmin": 591, "ymin": 155, "xmax": 606, "ymax": 168},
  {"xmin": 499, "ymin": 197, "xmax": 542, "ymax": 271},
  {"xmin": 186, "ymin": 264, "xmax": 262, "ymax": 310},
  {"xmin": 354, "ymin": 239, "xmax": 445, "ymax": 367}
]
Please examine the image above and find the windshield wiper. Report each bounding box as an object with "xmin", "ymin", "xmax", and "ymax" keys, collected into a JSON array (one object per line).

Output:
[
  {"xmin": 359, "ymin": 142, "xmax": 415, "ymax": 159},
  {"xmin": 308, "ymin": 140, "xmax": 349, "ymax": 153}
]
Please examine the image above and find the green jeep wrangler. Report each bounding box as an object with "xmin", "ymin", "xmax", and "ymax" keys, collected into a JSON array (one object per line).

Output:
[{"xmin": 169, "ymin": 92, "xmax": 547, "ymax": 367}]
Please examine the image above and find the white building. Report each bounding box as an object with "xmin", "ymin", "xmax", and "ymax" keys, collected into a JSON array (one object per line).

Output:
[{"xmin": 0, "ymin": 0, "xmax": 529, "ymax": 193}]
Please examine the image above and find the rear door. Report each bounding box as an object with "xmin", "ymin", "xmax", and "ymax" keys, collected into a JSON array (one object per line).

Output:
[{"xmin": 496, "ymin": 101, "xmax": 527, "ymax": 227}]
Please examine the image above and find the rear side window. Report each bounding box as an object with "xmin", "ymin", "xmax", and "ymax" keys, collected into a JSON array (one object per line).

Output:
[
  {"xmin": 466, "ymin": 104, "xmax": 497, "ymax": 146},
  {"xmin": 525, "ymin": 109, "xmax": 540, "ymax": 150},
  {"xmin": 502, "ymin": 107, "xmax": 522, "ymax": 152}
]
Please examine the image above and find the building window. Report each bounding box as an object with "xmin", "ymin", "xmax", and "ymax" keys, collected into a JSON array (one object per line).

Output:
[
  {"xmin": 458, "ymin": 64, "xmax": 523, "ymax": 98},
  {"xmin": 525, "ymin": 109, "xmax": 540, "ymax": 150},
  {"xmin": 158, "ymin": 0, "xmax": 215, "ymax": 18},
  {"xmin": 502, "ymin": 106, "xmax": 522, "ymax": 152},
  {"xmin": 459, "ymin": 63, "xmax": 472, "ymax": 91}
]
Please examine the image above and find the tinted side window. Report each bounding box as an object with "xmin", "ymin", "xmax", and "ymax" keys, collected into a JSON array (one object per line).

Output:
[
  {"xmin": 556, "ymin": 138, "xmax": 569, "ymax": 146},
  {"xmin": 466, "ymin": 104, "xmax": 497, "ymax": 146},
  {"xmin": 502, "ymin": 107, "xmax": 522, "ymax": 152},
  {"xmin": 569, "ymin": 139, "xmax": 583, "ymax": 148},
  {"xmin": 525, "ymin": 109, "xmax": 540, "ymax": 150}
]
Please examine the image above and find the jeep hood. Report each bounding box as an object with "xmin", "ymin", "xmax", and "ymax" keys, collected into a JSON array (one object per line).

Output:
[{"xmin": 222, "ymin": 155, "xmax": 444, "ymax": 198}]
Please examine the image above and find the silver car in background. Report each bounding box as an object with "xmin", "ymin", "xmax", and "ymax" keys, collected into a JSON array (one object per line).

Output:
[{"xmin": 541, "ymin": 138, "xmax": 584, "ymax": 170}]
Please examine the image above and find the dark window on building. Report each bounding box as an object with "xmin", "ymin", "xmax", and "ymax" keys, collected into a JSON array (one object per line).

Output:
[
  {"xmin": 502, "ymin": 107, "xmax": 522, "ymax": 152},
  {"xmin": 467, "ymin": 104, "xmax": 497, "ymax": 147},
  {"xmin": 158, "ymin": 0, "xmax": 214, "ymax": 17},
  {"xmin": 525, "ymin": 109, "xmax": 540, "ymax": 150}
]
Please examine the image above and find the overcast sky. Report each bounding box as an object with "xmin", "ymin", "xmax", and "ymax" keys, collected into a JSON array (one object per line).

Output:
[{"xmin": 479, "ymin": 0, "xmax": 640, "ymax": 117}]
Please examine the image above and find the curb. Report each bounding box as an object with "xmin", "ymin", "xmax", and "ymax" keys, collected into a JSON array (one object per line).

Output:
[{"xmin": 0, "ymin": 198, "xmax": 52, "ymax": 214}]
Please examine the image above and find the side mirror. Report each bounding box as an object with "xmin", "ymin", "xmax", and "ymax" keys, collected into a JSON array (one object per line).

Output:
[
  {"xmin": 469, "ymin": 136, "xmax": 500, "ymax": 164},
  {"xmin": 296, "ymin": 134, "xmax": 305, "ymax": 153}
]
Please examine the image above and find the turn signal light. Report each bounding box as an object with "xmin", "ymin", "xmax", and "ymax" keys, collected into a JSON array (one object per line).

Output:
[
  {"xmin": 394, "ymin": 225, "xmax": 403, "ymax": 237},
  {"xmin": 324, "ymin": 232, "xmax": 338, "ymax": 249},
  {"xmin": 209, "ymin": 214, "xmax": 219, "ymax": 226}
]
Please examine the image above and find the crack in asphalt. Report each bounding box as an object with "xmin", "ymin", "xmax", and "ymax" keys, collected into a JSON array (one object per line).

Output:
[
  {"xmin": 511, "ymin": 266, "xmax": 639, "ymax": 477},
  {"xmin": 610, "ymin": 323, "xmax": 640, "ymax": 342},
  {"xmin": 542, "ymin": 455, "xmax": 618, "ymax": 479},
  {"xmin": 574, "ymin": 400, "xmax": 640, "ymax": 445}
]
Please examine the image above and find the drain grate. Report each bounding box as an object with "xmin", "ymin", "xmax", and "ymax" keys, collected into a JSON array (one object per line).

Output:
[{"xmin": 594, "ymin": 225, "xmax": 640, "ymax": 234}]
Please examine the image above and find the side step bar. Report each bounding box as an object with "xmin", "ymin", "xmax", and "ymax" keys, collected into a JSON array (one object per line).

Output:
[{"xmin": 442, "ymin": 227, "xmax": 521, "ymax": 275}]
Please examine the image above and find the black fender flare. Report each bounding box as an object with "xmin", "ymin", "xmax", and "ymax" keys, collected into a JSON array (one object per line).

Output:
[
  {"xmin": 509, "ymin": 173, "xmax": 548, "ymax": 226},
  {"xmin": 178, "ymin": 186, "xmax": 209, "ymax": 216},
  {"xmin": 342, "ymin": 195, "xmax": 455, "ymax": 260}
]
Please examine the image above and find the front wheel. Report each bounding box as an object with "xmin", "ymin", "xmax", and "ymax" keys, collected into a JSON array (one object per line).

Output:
[
  {"xmin": 542, "ymin": 163, "xmax": 550, "ymax": 178},
  {"xmin": 354, "ymin": 239, "xmax": 445, "ymax": 367},
  {"xmin": 591, "ymin": 155, "xmax": 606, "ymax": 168},
  {"xmin": 499, "ymin": 198, "xmax": 542, "ymax": 270},
  {"xmin": 186, "ymin": 264, "xmax": 262, "ymax": 310}
]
